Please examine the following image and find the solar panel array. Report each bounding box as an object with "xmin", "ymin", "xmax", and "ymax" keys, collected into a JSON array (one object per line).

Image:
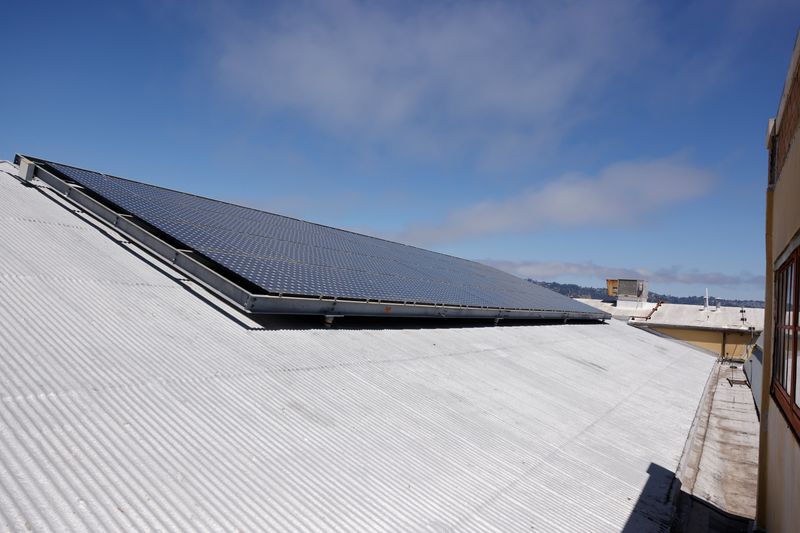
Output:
[{"xmin": 44, "ymin": 160, "xmax": 603, "ymax": 316}]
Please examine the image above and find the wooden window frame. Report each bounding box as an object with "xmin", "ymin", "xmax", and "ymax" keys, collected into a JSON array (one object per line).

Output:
[{"xmin": 772, "ymin": 248, "xmax": 800, "ymax": 441}]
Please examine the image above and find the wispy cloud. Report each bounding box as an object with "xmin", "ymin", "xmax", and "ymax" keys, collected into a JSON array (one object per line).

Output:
[
  {"xmin": 213, "ymin": 0, "xmax": 652, "ymax": 163},
  {"xmin": 487, "ymin": 259, "xmax": 765, "ymax": 288},
  {"xmin": 392, "ymin": 155, "xmax": 716, "ymax": 245},
  {"xmin": 152, "ymin": 0, "xmax": 793, "ymax": 168}
]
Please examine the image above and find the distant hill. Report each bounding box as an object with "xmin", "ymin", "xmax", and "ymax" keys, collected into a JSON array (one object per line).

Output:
[{"xmin": 529, "ymin": 280, "xmax": 765, "ymax": 309}]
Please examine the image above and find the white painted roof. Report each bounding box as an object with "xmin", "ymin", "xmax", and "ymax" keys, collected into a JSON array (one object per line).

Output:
[
  {"xmin": 642, "ymin": 303, "xmax": 764, "ymax": 332},
  {"xmin": 578, "ymin": 299, "xmax": 764, "ymax": 332},
  {"xmin": 0, "ymin": 163, "xmax": 716, "ymax": 532}
]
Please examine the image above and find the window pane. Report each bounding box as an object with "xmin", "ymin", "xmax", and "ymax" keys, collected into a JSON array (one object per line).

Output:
[
  {"xmin": 787, "ymin": 263, "xmax": 794, "ymax": 327},
  {"xmin": 782, "ymin": 329, "xmax": 789, "ymax": 387},
  {"xmin": 786, "ymin": 328, "xmax": 794, "ymax": 395},
  {"xmin": 788, "ymin": 264, "xmax": 795, "ymax": 393},
  {"xmin": 783, "ymin": 268, "xmax": 790, "ymax": 328},
  {"xmin": 775, "ymin": 325, "xmax": 784, "ymax": 383},
  {"xmin": 795, "ymin": 360, "xmax": 799, "ymax": 407},
  {"xmin": 777, "ymin": 269, "xmax": 784, "ymax": 326},
  {"xmin": 774, "ymin": 268, "xmax": 785, "ymax": 385},
  {"xmin": 794, "ymin": 260, "xmax": 799, "ymax": 402}
]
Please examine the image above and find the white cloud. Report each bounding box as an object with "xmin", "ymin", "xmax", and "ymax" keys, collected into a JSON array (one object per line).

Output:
[
  {"xmin": 155, "ymin": 0, "xmax": 796, "ymax": 167},
  {"xmin": 213, "ymin": 0, "xmax": 651, "ymax": 161},
  {"xmin": 486, "ymin": 259, "xmax": 765, "ymax": 288},
  {"xmin": 392, "ymin": 156, "xmax": 716, "ymax": 245}
]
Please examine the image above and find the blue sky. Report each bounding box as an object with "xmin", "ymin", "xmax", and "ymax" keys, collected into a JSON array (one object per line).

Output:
[{"xmin": 2, "ymin": 0, "xmax": 798, "ymax": 300}]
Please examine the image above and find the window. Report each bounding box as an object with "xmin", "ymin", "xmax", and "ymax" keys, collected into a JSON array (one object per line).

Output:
[{"xmin": 772, "ymin": 249, "xmax": 800, "ymax": 439}]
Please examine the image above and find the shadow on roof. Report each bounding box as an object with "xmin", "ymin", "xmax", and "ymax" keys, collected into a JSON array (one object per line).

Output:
[
  {"xmin": 244, "ymin": 314, "xmax": 609, "ymax": 331},
  {"xmin": 621, "ymin": 462, "xmax": 753, "ymax": 533}
]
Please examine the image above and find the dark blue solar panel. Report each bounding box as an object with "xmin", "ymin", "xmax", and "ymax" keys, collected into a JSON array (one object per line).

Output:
[{"xmin": 45, "ymin": 161, "xmax": 604, "ymax": 315}]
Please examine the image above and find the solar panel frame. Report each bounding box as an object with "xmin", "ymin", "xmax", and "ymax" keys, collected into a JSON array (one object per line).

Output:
[{"xmin": 18, "ymin": 155, "xmax": 610, "ymax": 321}]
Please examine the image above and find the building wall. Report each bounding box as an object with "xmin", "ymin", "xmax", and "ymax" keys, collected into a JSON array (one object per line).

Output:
[
  {"xmin": 775, "ymin": 44, "xmax": 800, "ymax": 178},
  {"xmin": 772, "ymin": 134, "xmax": 800, "ymax": 259},
  {"xmin": 758, "ymin": 34, "xmax": 800, "ymax": 532},
  {"xmin": 651, "ymin": 327, "xmax": 722, "ymax": 355},
  {"xmin": 761, "ymin": 144, "xmax": 800, "ymax": 530},
  {"xmin": 744, "ymin": 341, "xmax": 763, "ymax": 415},
  {"xmin": 765, "ymin": 398, "xmax": 800, "ymax": 532},
  {"xmin": 650, "ymin": 327, "xmax": 754, "ymax": 360},
  {"xmin": 724, "ymin": 331, "xmax": 757, "ymax": 360}
]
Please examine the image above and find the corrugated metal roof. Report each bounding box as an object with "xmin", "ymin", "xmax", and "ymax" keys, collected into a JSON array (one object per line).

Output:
[{"xmin": 0, "ymin": 163, "xmax": 716, "ymax": 532}]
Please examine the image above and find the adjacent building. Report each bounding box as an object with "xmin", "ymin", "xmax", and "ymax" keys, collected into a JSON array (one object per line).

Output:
[
  {"xmin": 606, "ymin": 278, "xmax": 649, "ymax": 309},
  {"xmin": 633, "ymin": 303, "xmax": 762, "ymax": 361},
  {"xmin": 579, "ymin": 297, "xmax": 763, "ymax": 360},
  {"xmin": 758, "ymin": 31, "xmax": 800, "ymax": 533}
]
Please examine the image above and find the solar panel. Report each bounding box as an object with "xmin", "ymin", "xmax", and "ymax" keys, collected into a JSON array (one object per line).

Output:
[{"xmin": 23, "ymin": 156, "xmax": 608, "ymax": 320}]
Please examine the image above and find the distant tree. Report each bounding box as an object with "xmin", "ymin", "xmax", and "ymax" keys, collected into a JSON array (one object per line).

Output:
[{"xmin": 527, "ymin": 280, "xmax": 764, "ymax": 309}]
